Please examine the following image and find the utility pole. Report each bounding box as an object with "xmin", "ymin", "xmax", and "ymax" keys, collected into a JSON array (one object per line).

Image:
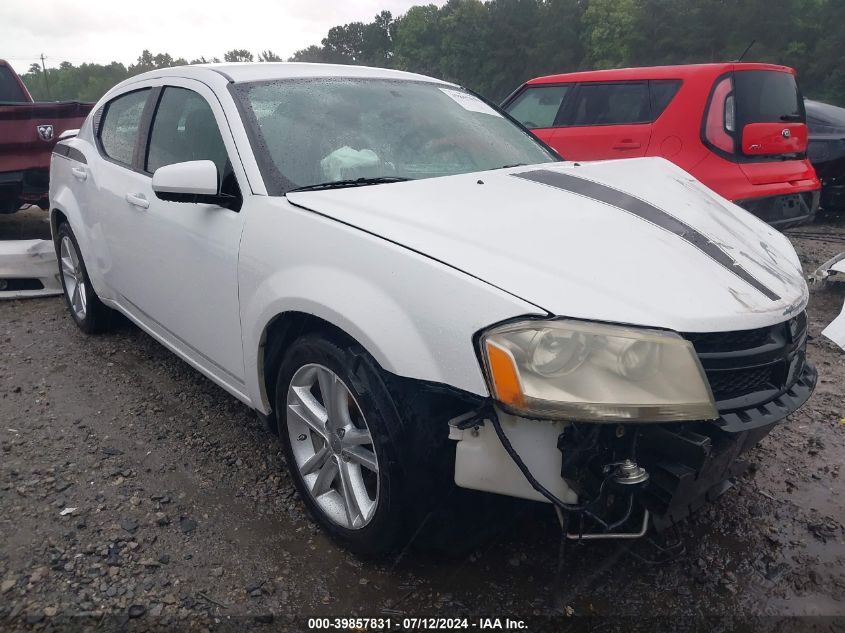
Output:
[{"xmin": 39, "ymin": 53, "xmax": 51, "ymax": 99}]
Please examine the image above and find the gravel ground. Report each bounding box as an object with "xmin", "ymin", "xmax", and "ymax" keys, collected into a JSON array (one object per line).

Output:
[{"xmin": 0, "ymin": 210, "xmax": 843, "ymax": 631}]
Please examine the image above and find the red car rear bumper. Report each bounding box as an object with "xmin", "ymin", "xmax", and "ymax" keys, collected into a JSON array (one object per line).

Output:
[{"xmin": 691, "ymin": 153, "xmax": 820, "ymax": 228}]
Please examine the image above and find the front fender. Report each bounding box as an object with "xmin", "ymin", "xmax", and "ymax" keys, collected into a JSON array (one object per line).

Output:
[{"xmin": 239, "ymin": 199, "xmax": 544, "ymax": 413}]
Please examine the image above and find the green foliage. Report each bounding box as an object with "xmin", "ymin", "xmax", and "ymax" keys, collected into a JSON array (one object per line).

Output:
[
  {"xmin": 291, "ymin": 0, "xmax": 845, "ymax": 104},
  {"xmin": 258, "ymin": 50, "xmax": 284, "ymax": 62},
  {"xmin": 20, "ymin": 50, "xmax": 189, "ymax": 101},
  {"xmin": 223, "ymin": 49, "xmax": 254, "ymax": 63},
  {"xmin": 23, "ymin": 61, "xmax": 125, "ymax": 102},
  {"xmin": 14, "ymin": 1, "xmax": 845, "ymax": 105}
]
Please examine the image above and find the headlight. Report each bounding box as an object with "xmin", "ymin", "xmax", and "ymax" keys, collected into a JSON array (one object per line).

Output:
[{"xmin": 480, "ymin": 319, "xmax": 717, "ymax": 422}]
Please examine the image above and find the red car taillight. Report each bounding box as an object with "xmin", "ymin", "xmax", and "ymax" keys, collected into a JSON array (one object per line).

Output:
[{"xmin": 704, "ymin": 76, "xmax": 735, "ymax": 154}]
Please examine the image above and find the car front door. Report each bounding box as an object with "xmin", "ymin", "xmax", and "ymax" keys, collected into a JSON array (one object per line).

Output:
[
  {"xmin": 554, "ymin": 81, "xmax": 653, "ymax": 160},
  {"xmin": 502, "ymin": 84, "xmax": 571, "ymax": 149},
  {"xmin": 121, "ymin": 80, "xmax": 249, "ymax": 395}
]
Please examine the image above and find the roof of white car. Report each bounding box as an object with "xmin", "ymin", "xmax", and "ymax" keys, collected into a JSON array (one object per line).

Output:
[{"xmin": 134, "ymin": 62, "xmax": 453, "ymax": 86}]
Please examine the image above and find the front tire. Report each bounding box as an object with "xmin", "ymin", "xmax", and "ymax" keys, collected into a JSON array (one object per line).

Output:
[
  {"xmin": 56, "ymin": 222, "xmax": 112, "ymax": 334},
  {"xmin": 275, "ymin": 334, "xmax": 404, "ymax": 555}
]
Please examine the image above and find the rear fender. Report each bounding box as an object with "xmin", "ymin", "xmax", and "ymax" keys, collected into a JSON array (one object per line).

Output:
[{"xmin": 49, "ymin": 155, "xmax": 110, "ymax": 300}]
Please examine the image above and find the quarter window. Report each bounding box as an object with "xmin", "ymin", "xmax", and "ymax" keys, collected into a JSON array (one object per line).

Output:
[
  {"xmin": 650, "ymin": 80, "xmax": 682, "ymax": 119},
  {"xmin": 99, "ymin": 89, "xmax": 150, "ymax": 166},
  {"xmin": 146, "ymin": 87, "xmax": 230, "ymax": 180},
  {"xmin": 567, "ymin": 82, "xmax": 651, "ymax": 126},
  {"xmin": 504, "ymin": 85, "xmax": 571, "ymax": 129}
]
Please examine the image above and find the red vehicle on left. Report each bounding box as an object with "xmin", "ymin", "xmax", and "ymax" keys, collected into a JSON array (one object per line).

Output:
[{"xmin": 0, "ymin": 60, "xmax": 93, "ymax": 213}]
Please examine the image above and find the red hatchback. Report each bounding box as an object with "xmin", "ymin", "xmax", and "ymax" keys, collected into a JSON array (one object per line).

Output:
[{"xmin": 503, "ymin": 63, "xmax": 820, "ymax": 228}]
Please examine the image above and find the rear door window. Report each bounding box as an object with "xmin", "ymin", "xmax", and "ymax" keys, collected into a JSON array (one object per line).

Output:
[
  {"xmin": 733, "ymin": 70, "xmax": 804, "ymax": 127},
  {"xmin": 504, "ymin": 85, "xmax": 571, "ymax": 129},
  {"xmin": 565, "ymin": 82, "xmax": 651, "ymax": 126},
  {"xmin": 0, "ymin": 66, "xmax": 27, "ymax": 102},
  {"xmin": 99, "ymin": 89, "xmax": 150, "ymax": 166}
]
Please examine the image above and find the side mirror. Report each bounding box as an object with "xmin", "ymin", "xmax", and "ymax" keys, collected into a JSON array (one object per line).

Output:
[
  {"xmin": 741, "ymin": 122, "xmax": 808, "ymax": 156},
  {"xmin": 152, "ymin": 160, "xmax": 226, "ymax": 205},
  {"xmin": 58, "ymin": 129, "xmax": 79, "ymax": 141}
]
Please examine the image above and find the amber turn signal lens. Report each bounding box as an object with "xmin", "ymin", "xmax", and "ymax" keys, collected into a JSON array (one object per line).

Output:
[{"xmin": 485, "ymin": 341, "xmax": 525, "ymax": 408}]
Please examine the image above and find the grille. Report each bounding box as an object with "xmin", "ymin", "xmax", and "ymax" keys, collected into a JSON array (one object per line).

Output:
[
  {"xmin": 683, "ymin": 313, "xmax": 807, "ymax": 410},
  {"xmin": 704, "ymin": 365, "xmax": 778, "ymax": 401},
  {"xmin": 685, "ymin": 327, "xmax": 771, "ymax": 353}
]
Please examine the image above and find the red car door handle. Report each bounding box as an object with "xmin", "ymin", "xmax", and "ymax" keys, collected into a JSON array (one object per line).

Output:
[{"xmin": 612, "ymin": 140, "xmax": 641, "ymax": 150}]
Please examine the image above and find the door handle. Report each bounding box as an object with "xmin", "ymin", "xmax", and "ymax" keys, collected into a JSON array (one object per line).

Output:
[
  {"xmin": 125, "ymin": 192, "xmax": 149, "ymax": 209},
  {"xmin": 612, "ymin": 140, "xmax": 641, "ymax": 150},
  {"xmin": 71, "ymin": 166, "xmax": 87, "ymax": 181}
]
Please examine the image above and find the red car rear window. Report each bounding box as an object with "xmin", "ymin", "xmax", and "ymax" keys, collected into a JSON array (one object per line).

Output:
[{"xmin": 734, "ymin": 70, "xmax": 804, "ymax": 127}]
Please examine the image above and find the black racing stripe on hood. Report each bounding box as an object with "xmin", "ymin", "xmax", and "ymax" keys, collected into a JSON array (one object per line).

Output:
[{"xmin": 512, "ymin": 169, "xmax": 781, "ymax": 302}]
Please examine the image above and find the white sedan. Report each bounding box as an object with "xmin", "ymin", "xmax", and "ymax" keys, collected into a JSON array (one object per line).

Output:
[{"xmin": 49, "ymin": 62, "xmax": 815, "ymax": 554}]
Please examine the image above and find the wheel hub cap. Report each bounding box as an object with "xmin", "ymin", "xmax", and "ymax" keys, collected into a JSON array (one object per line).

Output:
[
  {"xmin": 286, "ymin": 364, "xmax": 380, "ymax": 530},
  {"xmin": 59, "ymin": 235, "xmax": 87, "ymax": 320}
]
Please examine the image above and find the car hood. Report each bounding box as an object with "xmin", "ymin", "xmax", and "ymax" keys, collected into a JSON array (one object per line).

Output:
[{"xmin": 286, "ymin": 157, "xmax": 807, "ymax": 333}]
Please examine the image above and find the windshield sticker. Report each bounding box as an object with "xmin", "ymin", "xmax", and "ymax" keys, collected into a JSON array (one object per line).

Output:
[
  {"xmin": 439, "ymin": 88, "xmax": 503, "ymax": 117},
  {"xmin": 512, "ymin": 169, "xmax": 781, "ymax": 302}
]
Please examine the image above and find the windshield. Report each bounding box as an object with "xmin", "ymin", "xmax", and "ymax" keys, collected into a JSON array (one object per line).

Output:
[{"xmin": 230, "ymin": 78, "xmax": 557, "ymax": 195}]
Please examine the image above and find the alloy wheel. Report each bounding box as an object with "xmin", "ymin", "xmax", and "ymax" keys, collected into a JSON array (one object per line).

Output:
[
  {"xmin": 286, "ymin": 364, "xmax": 380, "ymax": 529},
  {"xmin": 60, "ymin": 235, "xmax": 87, "ymax": 320}
]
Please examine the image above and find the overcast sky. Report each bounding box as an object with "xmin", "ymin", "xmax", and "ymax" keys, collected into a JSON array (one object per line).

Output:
[{"xmin": 1, "ymin": 0, "xmax": 443, "ymax": 72}]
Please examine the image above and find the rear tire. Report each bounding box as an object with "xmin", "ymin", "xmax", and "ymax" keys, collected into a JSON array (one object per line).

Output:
[{"xmin": 56, "ymin": 222, "xmax": 112, "ymax": 334}]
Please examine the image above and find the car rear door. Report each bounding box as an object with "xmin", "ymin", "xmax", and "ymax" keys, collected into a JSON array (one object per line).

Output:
[
  {"xmin": 554, "ymin": 81, "xmax": 653, "ymax": 160},
  {"xmin": 90, "ymin": 86, "xmax": 156, "ymax": 296},
  {"xmin": 122, "ymin": 79, "xmax": 249, "ymax": 393}
]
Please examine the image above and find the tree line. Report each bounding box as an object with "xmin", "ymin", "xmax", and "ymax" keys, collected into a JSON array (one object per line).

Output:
[
  {"xmin": 19, "ymin": 0, "xmax": 845, "ymax": 106},
  {"xmin": 19, "ymin": 49, "xmax": 277, "ymax": 103}
]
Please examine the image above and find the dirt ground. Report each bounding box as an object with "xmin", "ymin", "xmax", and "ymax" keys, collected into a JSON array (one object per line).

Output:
[{"xmin": 0, "ymin": 209, "xmax": 843, "ymax": 631}]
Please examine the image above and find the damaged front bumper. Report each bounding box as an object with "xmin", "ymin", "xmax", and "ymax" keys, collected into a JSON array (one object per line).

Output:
[
  {"xmin": 450, "ymin": 359, "xmax": 817, "ymax": 538},
  {"xmin": 0, "ymin": 239, "xmax": 62, "ymax": 299}
]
